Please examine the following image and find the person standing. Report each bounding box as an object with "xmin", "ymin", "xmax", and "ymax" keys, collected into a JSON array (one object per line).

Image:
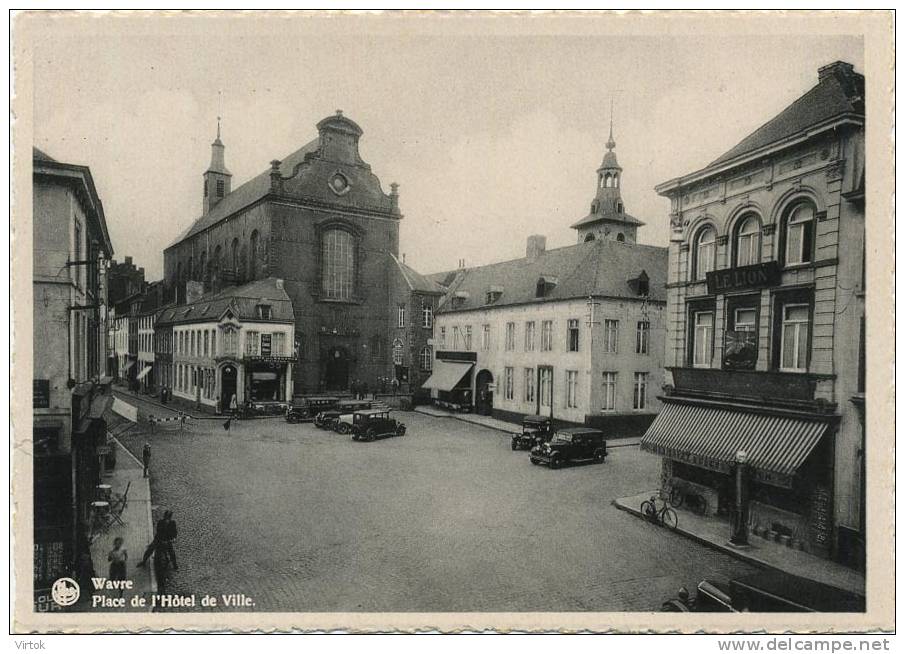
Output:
[
  {"xmin": 138, "ymin": 510, "xmax": 179, "ymax": 570},
  {"xmin": 107, "ymin": 537, "xmax": 128, "ymax": 597},
  {"xmin": 141, "ymin": 442, "xmax": 151, "ymax": 478},
  {"xmin": 229, "ymin": 392, "xmax": 239, "ymax": 419}
]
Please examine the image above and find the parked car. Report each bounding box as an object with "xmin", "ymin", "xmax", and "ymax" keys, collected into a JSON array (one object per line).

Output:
[
  {"xmin": 314, "ymin": 409, "xmax": 342, "ymax": 430},
  {"xmin": 661, "ymin": 571, "xmax": 865, "ymax": 612},
  {"xmin": 286, "ymin": 395, "xmax": 339, "ymax": 423},
  {"xmin": 245, "ymin": 400, "xmax": 288, "ymax": 417},
  {"xmin": 511, "ymin": 414, "xmax": 554, "ymax": 451},
  {"xmin": 529, "ymin": 427, "xmax": 608, "ymax": 469},
  {"xmin": 350, "ymin": 409, "xmax": 406, "ymax": 441},
  {"xmin": 331, "ymin": 400, "xmax": 375, "ymax": 433}
]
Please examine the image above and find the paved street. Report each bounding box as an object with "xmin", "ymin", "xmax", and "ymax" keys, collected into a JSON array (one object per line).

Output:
[{"xmin": 116, "ymin": 393, "xmax": 756, "ymax": 612}]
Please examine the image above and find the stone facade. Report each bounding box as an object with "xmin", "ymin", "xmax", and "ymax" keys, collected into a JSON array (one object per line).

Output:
[
  {"xmin": 163, "ymin": 112, "xmax": 424, "ymax": 395},
  {"xmin": 650, "ymin": 61, "xmax": 865, "ymax": 565}
]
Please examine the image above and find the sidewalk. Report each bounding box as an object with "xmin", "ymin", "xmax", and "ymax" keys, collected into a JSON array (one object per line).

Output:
[
  {"xmin": 613, "ymin": 490, "xmax": 865, "ymax": 597},
  {"xmin": 88, "ymin": 439, "xmax": 156, "ymax": 611}
]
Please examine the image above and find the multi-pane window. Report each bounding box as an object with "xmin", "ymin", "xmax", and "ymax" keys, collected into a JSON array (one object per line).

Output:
[
  {"xmin": 463, "ymin": 325, "xmax": 472, "ymax": 350},
  {"xmin": 420, "ymin": 346, "xmax": 432, "ymax": 371},
  {"xmin": 735, "ymin": 214, "xmax": 761, "ymax": 267},
  {"xmin": 398, "ymin": 305, "xmax": 406, "ymax": 328},
  {"xmin": 692, "ymin": 311, "xmax": 714, "ymax": 368},
  {"xmin": 452, "ymin": 326, "xmax": 461, "ymax": 350},
  {"xmin": 421, "ymin": 304, "xmax": 433, "ymax": 329},
  {"xmin": 780, "ymin": 304, "xmax": 810, "ymax": 372},
  {"xmin": 694, "ymin": 226, "xmax": 716, "ymax": 281},
  {"xmin": 392, "ymin": 339, "xmax": 404, "ymax": 365},
  {"xmin": 633, "ymin": 372, "xmax": 648, "ymax": 410},
  {"xmin": 541, "ymin": 320, "xmax": 554, "ymax": 352},
  {"xmin": 504, "ymin": 367, "xmax": 514, "ymax": 401},
  {"xmin": 567, "ymin": 319, "xmax": 580, "ymax": 352},
  {"xmin": 505, "ymin": 322, "xmax": 516, "ymax": 351},
  {"xmin": 439, "ymin": 327, "xmax": 446, "ymax": 349},
  {"xmin": 272, "ymin": 333, "xmax": 285, "ymax": 356},
  {"xmin": 785, "ymin": 204, "xmax": 815, "ymax": 266},
  {"xmin": 636, "ymin": 321, "xmax": 650, "ymax": 354},
  {"xmin": 724, "ymin": 306, "xmax": 758, "ymax": 370},
  {"xmin": 524, "ymin": 368, "xmax": 535, "ymax": 403},
  {"xmin": 603, "ymin": 319, "xmax": 619, "ymax": 353},
  {"xmin": 322, "ymin": 229, "xmax": 354, "ymax": 300},
  {"xmin": 601, "ymin": 372, "xmax": 617, "ymax": 412},
  {"xmin": 481, "ymin": 324, "xmax": 491, "ymax": 351},
  {"xmin": 211, "ymin": 330, "xmax": 216, "ymax": 356},
  {"xmin": 539, "ymin": 368, "xmax": 553, "ymax": 407},
  {"xmin": 204, "ymin": 331, "xmax": 209, "ymax": 357},
  {"xmin": 245, "ymin": 331, "xmax": 259, "ymax": 356},
  {"xmin": 223, "ymin": 328, "xmax": 238, "ymax": 356},
  {"xmin": 524, "ymin": 321, "xmax": 536, "ymax": 351},
  {"xmin": 566, "ymin": 370, "xmax": 579, "ymax": 408}
]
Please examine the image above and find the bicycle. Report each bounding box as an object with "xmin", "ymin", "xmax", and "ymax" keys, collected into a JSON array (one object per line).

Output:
[{"xmin": 641, "ymin": 493, "xmax": 678, "ymax": 530}]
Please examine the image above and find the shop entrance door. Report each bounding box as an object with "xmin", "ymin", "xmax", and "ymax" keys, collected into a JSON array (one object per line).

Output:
[
  {"xmin": 324, "ymin": 346, "xmax": 350, "ymax": 391},
  {"xmin": 475, "ymin": 369, "xmax": 494, "ymax": 415},
  {"xmin": 220, "ymin": 364, "xmax": 238, "ymax": 411}
]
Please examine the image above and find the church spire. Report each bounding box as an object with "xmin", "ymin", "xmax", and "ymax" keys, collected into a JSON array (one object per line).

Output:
[{"xmin": 203, "ymin": 112, "xmax": 232, "ymax": 214}]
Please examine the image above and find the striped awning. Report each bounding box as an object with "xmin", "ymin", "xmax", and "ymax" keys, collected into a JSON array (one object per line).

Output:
[
  {"xmin": 421, "ymin": 361, "xmax": 473, "ymax": 391},
  {"xmin": 641, "ymin": 400, "xmax": 831, "ymax": 488}
]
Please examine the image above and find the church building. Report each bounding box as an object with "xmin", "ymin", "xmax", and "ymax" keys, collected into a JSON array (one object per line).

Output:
[{"xmin": 164, "ymin": 111, "xmax": 419, "ymax": 395}]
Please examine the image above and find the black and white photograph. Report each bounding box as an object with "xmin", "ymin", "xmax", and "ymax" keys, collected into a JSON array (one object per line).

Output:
[{"xmin": 10, "ymin": 9, "xmax": 895, "ymax": 636}]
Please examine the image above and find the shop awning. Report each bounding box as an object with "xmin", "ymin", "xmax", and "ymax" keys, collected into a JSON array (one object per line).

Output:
[
  {"xmin": 135, "ymin": 366, "xmax": 152, "ymax": 381},
  {"xmin": 640, "ymin": 400, "xmax": 831, "ymax": 488},
  {"xmin": 421, "ymin": 361, "xmax": 474, "ymax": 391}
]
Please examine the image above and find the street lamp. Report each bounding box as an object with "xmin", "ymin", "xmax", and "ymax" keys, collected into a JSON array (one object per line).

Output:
[{"xmin": 729, "ymin": 450, "xmax": 749, "ymax": 547}]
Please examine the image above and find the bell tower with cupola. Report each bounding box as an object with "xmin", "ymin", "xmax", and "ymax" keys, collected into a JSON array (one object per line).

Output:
[
  {"xmin": 203, "ymin": 118, "xmax": 232, "ymax": 215},
  {"xmin": 570, "ymin": 115, "xmax": 644, "ymax": 244}
]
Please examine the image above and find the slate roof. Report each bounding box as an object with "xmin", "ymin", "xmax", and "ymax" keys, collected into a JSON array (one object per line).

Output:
[
  {"xmin": 436, "ymin": 238, "xmax": 667, "ymax": 313},
  {"xmin": 570, "ymin": 210, "xmax": 644, "ymax": 229},
  {"xmin": 169, "ymin": 138, "xmax": 321, "ymax": 245},
  {"xmin": 710, "ymin": 63, "xmax": 864, "ymax": 167},
  {"xmin": 156, "ymin": 277, "xmax": 293, "ymax": 325},
  {"xmin": 390, "ymin": 254, "xmax": 445, "ymax": 294}
]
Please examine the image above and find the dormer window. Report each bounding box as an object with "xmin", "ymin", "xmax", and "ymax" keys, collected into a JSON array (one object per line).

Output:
[
  {"xmin": 535, "ymin": 276, "xmax": 558, "ymax": 298},
  {"xmin": 484, "ymin": 285, "xmax": 504, "ymax": 305},
  {"xmin": 616, "ymin": 201, "xmax": 623, "ymax": 213},
  {"xmin": 452, "ymin": 290, "xmax": 469, "ymax": 309},
  {"xmin": 257, "ymin": 304, "xmax": 272, "ymax": 320}
]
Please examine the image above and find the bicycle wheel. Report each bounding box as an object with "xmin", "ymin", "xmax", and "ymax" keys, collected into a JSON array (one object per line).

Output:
[
  {"xmin": 661, "ymin": 507, "xmax": 678, "ymax": 530},
  {"xmin": 640, "ymin": 500, "xmax": 655, "ymax": 523}
]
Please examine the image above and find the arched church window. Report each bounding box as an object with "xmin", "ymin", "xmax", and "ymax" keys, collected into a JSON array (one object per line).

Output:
[
  {"xmin": 322, "ymin": 229, "xmax": 355, "ymax": 300},
  {"xmin": 231, "ymin": 238, "xmax": 239, "ymax": 272},
  {"xmin": 249, "ymin": 230, "xmax": 259, "ymax": 280}
]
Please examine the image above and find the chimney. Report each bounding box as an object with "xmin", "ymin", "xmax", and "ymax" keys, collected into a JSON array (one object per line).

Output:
[
  {"xmin": 125, "ymin": 256, "xmax": 132, "ymax": 266},
  {"xmin": 526, "ymin": 234, "xmax": 547, "ymax": 260},
  {"xmin": 457, "ymin": 258, "xmax": 466, "ymax": 269},
  {"xmin": 818, "ymin": 61, "xmax": 854, "ymax": 83},
  {"xmin": 269, "ymin": 160, "xmax": 283, "ymax": 193}
]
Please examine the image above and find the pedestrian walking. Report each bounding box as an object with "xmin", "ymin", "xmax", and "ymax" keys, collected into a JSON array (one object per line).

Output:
[
  {"xmin": 107, "ymin": 537, "xmax": 128, "ymax": 597},
  {"xmin": 361, "ymin": 380, "xmax": 369, "ymax": 400},
  {"xmin": 138, "ymin": 510, "xmax": 179, "ymax": 570},
  {"xmin": 392, "ymin": 377, "xmax": 400, "ymax": 396},
  {"xmin": 141, "ymin": 442, "xmax": 151, "ymax": 478},
  {"xmin": 229, "ymin": 393, "xmax": 239, "ymax": 419}
]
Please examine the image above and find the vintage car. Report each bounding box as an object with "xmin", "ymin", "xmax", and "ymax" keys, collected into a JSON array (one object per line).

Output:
[
  {"xmin": 661, "ymin": 571, "xmax": 865, "ymax": 613},
  {"xmin": 349, "ymin": 409, "xmax": 406, "ymax": 441},
  {"xmin": 286, "ymin": 395, "xmax": 339, "ymax": 423},
  {"xmin": 313, "ymin": 400, "xmax": 370, "ymax": 429},
  {"xmin": 331, "ymin": 400, "xmax": 376, "ymax": 433},
  {"xmin": 245, "ymin": 400, "xmax": 289, "ymax": 417},
  {"xmin": 529, "ymin": 427, "xmax": 608, "ymax": 469},
  {"xmin": 510, "ymin": 414, "xmax": 554, "ymax": 451}
]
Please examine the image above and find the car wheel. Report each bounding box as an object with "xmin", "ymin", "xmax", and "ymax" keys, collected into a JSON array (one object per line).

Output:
[
  {"xmin": 550, "ymin": 456, "xmax": 562, "ymax": 470},
  {"xmin": 530, "ymin": 458, "xmax": 539, "ymax": 465},
  {"xmin": 511, "ymin": 440, "xmax": 518, "ymax": 451},
  {"xmin": 396, "ymin": 425, "xmax": 406, "ymax": 437},
  {"xmin": 339, "ymin": 424, "xmax": 350, "ymax": 435},
  {"xmin": 594, "ymin": 448, "xmax": 607, "ymax": 463},
  {"xmin": 365, "ymin": 428, "xmax": 376, "ymax": 441}
]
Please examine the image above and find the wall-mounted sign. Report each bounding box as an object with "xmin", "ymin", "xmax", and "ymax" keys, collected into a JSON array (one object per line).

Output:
[
  {"xmin": 261, "ymin": 333, "xmax": 272, "ymax": 357},
  {"xmin": 33, "ymin": 379, "xmax": 50, "ymax": 409},
  {"xmin": 706, "ymin": 261, "xmax": 781, "ymax": 295}
]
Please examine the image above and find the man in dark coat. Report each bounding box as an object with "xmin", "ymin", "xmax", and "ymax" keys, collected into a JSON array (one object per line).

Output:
[{"xmin": 137, "ymin": 509, "xmax": 179, "ymax": 570}]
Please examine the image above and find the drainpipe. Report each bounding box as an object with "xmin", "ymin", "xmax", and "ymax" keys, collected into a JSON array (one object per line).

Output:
[{"xmin": 730, "ymin": 450, "xmax": 749, "ymax": 547}]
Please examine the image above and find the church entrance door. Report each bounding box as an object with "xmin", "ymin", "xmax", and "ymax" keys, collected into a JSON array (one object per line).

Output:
[{"xmin": 324, "ymin": 346, "xmax": 350, "ymax": 392}]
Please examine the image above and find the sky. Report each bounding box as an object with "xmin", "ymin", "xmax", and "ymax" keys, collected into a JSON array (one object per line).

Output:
[{"xmin": 27, "ymin": 15, "xmax": 863, "ymax": 280}]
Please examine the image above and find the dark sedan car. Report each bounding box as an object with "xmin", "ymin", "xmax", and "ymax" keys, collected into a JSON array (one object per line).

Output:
[
  {"xmin": 529, "ymin": 427, "xmax": 608, "ymax": 469},
  {"xmin": 511, "ymin": 414, "xmax": 554, "ymax": 451},
  {"xmin": 350, "ymin": 409, "xmax": 406, "ymax": 441}
]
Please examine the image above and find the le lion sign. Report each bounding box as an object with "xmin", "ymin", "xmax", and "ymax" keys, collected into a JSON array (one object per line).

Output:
[{"xmin": 706, "ymin": 261, "xmax": 781, "ymax": 295}]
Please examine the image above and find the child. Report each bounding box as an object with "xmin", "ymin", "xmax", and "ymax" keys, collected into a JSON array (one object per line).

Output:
[{"xmin": 107, "ymin": 537, "xmax": 128, "ymax": 597}]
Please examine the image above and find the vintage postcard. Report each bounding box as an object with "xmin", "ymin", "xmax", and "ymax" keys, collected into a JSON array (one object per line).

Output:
[{"xmin": 10, "ymin": 10, "xmax": 895, "ymax": 633}]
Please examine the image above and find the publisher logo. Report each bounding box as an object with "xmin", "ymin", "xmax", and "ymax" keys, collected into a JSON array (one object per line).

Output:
[{"xmin": 51, "ymin": 577, "xmax": 80, "ymax": 607}]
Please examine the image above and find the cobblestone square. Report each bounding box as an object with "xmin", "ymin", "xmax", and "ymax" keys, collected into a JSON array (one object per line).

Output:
[{"xmin": 117, "ymin": 397, "xmax": 756, "ymax": 612}]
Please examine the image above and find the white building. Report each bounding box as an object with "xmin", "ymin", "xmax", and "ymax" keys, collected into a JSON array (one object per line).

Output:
[{"xmin": 156, "ymin": 278, "xmax": 296, "ymax": 410}]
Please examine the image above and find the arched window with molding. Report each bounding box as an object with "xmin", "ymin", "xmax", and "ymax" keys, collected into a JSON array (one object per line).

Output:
[
  {"xmin": 782, "ymin": 202, "xmax": 816, "ymax": 266},
  {"xmin": 733, "ymin": 213, "xmax": 762, "ymax": 267},
  {"xmin": 692, "ymin": 225, "xmax": 716, "ymax": 281},
  {"xmin": 322, "ymin": 228, "xmax": 355, "ymax": 300},
  {"xmin": 420, "ymin": 346, "xmax": 432, "ymax": 371}
]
